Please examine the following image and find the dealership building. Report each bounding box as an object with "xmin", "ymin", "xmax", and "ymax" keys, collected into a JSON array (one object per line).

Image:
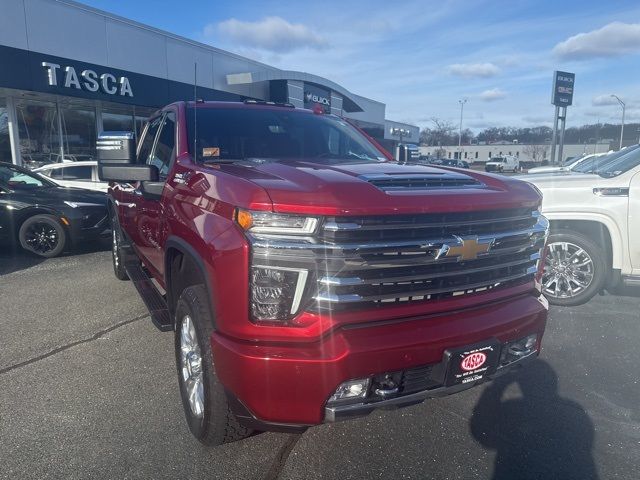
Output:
[{"xmin": 0, "ymin": 0, "xmax": 418, "ymax": 167}]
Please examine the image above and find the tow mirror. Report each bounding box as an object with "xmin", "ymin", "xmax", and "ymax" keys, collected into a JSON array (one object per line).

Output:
[
  {"xmin": 97, "ymin": 131, "xmax": 158, "ymax": 182},
  {"xmin": 97, "ymin": 131, "xmax": 135, "ymax": 164}
]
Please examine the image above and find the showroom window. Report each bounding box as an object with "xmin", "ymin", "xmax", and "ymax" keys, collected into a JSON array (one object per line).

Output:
[
  {"xmin": 60, "ymin": 106, "xmax": 96, "ymax": 161},
  {"xmin": 16, "ymin": 100, "xmax": 61, "ymax": 169},
  {"xmin": 102, "ymin": 110, "xmax": 134, "ymax": 133},
  {"xmin": 0, "ymin": 98, "xmax": 11, "ymax": 163}
]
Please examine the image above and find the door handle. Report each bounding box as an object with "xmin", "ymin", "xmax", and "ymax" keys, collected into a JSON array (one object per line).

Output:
[{"xmin": 115, "ymin": 199, "xmax": 136, "ymax": 208}]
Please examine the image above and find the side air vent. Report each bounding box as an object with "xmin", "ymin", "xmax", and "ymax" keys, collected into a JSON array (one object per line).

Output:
[{"xmin": 360, "ymin": 173, "xmax": 482, "ymax": 192}]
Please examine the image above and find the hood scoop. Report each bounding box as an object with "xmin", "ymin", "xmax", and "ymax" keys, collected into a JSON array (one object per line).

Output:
[{"xmin": 360, "ymin": 172, "xmax": 482, "ymax": 192}]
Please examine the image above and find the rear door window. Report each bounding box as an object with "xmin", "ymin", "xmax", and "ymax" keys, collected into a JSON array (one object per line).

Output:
[{"xmin": 62, "ymin": 165, "xmax": 92, "ymax": 180}]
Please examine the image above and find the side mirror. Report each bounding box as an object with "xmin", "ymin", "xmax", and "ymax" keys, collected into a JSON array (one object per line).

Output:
[
  {"xmin": 98, "ymin": 163, "xmax": 159, "ymax": 182},
  {"xmin": 97, "ymin": 131, "xmax": 136, "ymax": 164},
  {"xmin": 97, "ymin": 131, "xmax": 158, "ymax": 182}
]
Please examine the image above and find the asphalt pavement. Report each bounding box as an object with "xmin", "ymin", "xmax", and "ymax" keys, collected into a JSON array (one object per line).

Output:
[{"xmin": 1, "ymin": 245, "xmax": 638, "ymax": 480}]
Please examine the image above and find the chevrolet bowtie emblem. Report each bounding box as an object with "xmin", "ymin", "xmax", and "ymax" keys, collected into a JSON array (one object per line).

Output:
[{"xmin": 440, "ymin": 236, "xmax": 492, "ymax": 261}]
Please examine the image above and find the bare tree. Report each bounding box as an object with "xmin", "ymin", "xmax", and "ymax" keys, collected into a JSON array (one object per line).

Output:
[
  {"xmin": 420, "ymin": 118, "xmax": 457, "ymax": 146},
  {"xmin": 523, "ymin": 144, "xmax": 549, "ymax": 163}
]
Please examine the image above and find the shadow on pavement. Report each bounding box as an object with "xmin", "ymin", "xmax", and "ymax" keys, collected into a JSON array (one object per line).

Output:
[
  {"xmin": 0, "ymin": 238, "xmax": 109, "ymax": 275},
  {"xmin": 470, "ymin": 359, "xmax": 599, "ymax": 480}
]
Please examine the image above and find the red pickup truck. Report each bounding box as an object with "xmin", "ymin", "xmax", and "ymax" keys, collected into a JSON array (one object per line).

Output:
[{"xmin": 98, "ymin": 100, "xmax": 549, "ymax": 446}]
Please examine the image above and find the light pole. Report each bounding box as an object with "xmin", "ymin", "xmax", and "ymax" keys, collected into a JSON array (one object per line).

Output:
[
  {"xmin": 611, "ymin": 94, "xmax": 625, "ymax": 150},
  {"xmin": 458, "ymin": 99, "xmax": 467, "ymax": 156},
  {"xmin": 390, "ymin": 127, "xmax": 410, "ymax": 162}
]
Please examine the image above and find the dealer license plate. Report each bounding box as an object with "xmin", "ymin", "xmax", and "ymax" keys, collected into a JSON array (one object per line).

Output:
[{"xmin": 444, "ymin": 340, "xmax": 501, "ymax": 387}]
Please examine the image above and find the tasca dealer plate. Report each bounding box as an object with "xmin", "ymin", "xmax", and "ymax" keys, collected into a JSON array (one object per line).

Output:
[{"xmin": 444, "ymin": 340, "xmax": 500, "ymax": 387}]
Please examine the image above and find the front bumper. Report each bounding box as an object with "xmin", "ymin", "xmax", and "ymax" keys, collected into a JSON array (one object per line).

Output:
[
  {"xmin": 325, "ymin": 349, "xmax": 537, "ymax": 422},
  {"xmin": 212, "ymin": 292, "xmax": 548, "ymax": 428}
]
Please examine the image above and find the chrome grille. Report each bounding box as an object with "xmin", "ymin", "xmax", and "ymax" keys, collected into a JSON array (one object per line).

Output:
[{"xmin": 249, "ymin": 209, "xmax": 548, "ymax": 312}]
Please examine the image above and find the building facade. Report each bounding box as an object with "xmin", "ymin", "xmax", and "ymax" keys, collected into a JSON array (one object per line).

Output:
[
  {"xmin": 419, "ymin": 142, "xmax": 612, "ymax": 164},
  {"xmin": 0, "ymin": 0, "xmax": 418, "ymax": 167}
]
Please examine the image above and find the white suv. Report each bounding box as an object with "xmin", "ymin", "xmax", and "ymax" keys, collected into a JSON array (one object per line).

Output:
[
  {"xmin": 520, "ymin": 145, "xmax": 640, "ymax": 306},
  {"xmin": 33, "ymin": 161, "xmax": 107, "ymax": 192}
]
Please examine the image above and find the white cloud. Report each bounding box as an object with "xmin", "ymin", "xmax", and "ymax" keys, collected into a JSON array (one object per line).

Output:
[
  {"xmin": 447, "ymin": 63, "xmax": 500, "ymax": 78},
  {"xmin": 479, "ymin": 88, "xmax": 507, "ymax": 102},
  {"xmin": 592, "ymin": 94, "xmax": 621, "ymax": 107},
  {"xmin": 209, "ymin": 17, "xmax": 328, "ymax": 53},
  {"xmin": 553, "ymin": 22, "xmax": 640, "ymax": 60}
]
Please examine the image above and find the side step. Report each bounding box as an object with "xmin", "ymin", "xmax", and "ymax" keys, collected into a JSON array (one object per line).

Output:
[
  {"xmin": 623, "ymin": 276, "xmax": 640, "ymax": 287},
  {"xmin": 125, "ymin": 261, "xmax": 173, "ymax": 332}
]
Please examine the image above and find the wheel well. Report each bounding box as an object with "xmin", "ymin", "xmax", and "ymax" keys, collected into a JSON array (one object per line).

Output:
[
  {"xmin": 15, "ymin": 208, "xmax": 64, "ymax": 239},
  {"xmin": 549, "ymin": 219, "xmax": 613, "ymax": 274},
  {"xmin": 165, "ymin": 247, "xmax": 206, "ymax": 318}
]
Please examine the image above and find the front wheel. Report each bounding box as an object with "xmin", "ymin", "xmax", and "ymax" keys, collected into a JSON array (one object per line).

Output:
[
  {"xmin": 111, "ymin": 212, "xmax": 129, "ymax": 280},
  {"xmin": 542, "ymin": 230, "xmax": 607, "ymax": 306},
  {"xmin": 18, "ymin": 214, "xmax": 66, "ymax": 257},
  {"xmin": 174, "ymin": 285, "xmax": 252, "ymax": 445}
]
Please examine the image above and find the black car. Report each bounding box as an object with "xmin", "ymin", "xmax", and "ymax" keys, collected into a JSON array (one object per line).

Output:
[
  {"xmin": 0, "ymin": 162, "xmax": 109, "ymax": 257},
  {"xmin": 440, "ymin": 159, "xmax": 470, "ymax": 168}
]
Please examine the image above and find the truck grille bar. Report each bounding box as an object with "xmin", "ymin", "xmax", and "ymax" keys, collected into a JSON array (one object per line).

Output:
[{"xmin": 249, "ymin": 208, "xmax": 548, "ymax": 312}]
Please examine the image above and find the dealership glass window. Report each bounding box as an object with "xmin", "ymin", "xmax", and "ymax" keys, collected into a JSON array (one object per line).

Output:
[
  {"xmin": 475, "ymin": 152, "xmax": 478, "ymax": 159},
  {"xmin": 60, "ymin": 106, "xmax": 96, "ymax": 161},
  {"xmin": 0, "ymin": 98, "xmax": 11, "ymax": 163},
  {"xmin": 16, "ymin": 100, "xmax": 61, "ymax": 169},
  {"xmin": 102, "ymin": 111, "xmax": 134, "ymax": 133}
]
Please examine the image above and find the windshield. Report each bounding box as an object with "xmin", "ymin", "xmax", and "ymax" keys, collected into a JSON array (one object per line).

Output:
[
  {"xmin": 0, "ymin": 163, "xmax": 55, "ymax": 190},
  {"xmin": 572, "ymin": 145, "xmax": 640, "ymax": 174},
  {"xmin": 585, "ymin": 144, "xmax": 640, "ymax": 177},
  {"xmin": 186, "ymin": 107, "xmax": 386, "ymax": 164}
]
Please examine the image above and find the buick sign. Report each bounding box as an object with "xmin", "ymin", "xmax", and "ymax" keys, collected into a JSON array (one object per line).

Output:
[
  {"xmin": 42, "ymin": 62, "xmax": 134, "ymax": 97},
  {"xmin": 304, "ymin": 92, "xmax": 330, "ymax": 106}
]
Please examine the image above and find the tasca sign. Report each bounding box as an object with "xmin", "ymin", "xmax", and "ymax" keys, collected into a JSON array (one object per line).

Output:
[
  {"xmin": 42, "ymin": 62, "xmax": 134, "ymax": 97},
  {"xmin": 551, "ymin": 71, "xmax": 574, "ymax": 107}
]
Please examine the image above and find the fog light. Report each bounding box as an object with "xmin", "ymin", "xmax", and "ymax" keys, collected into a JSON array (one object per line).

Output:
[{"xmin": 327, "ymin": 378, "xmax": 371, "ymax": 404}]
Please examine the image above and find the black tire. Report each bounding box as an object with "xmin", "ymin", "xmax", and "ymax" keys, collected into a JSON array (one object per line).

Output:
[
  {"xmin": 542, "ymin": 230, "xmax": 608, "ymax": 307},
  {"xmin": 18, "ymin": 214, "xmax": 66, "ymax": 258},
  {"xmin": 110, "ymin": 212, "xmax": 129, "ymax": 281},
  {"xmin": 174, "ymin": 285, "xmax": 252, "ymax": 445}
]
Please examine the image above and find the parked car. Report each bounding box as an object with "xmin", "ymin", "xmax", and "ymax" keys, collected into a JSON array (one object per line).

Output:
[
  {"xmin": 0, "ymin": 162, "xmax": 109, "ymax": 257},
  {"xmin": 526, "ymin": 152, "xmax": 608, "ymax": 174},
  {"xmin": 485, "ymin": 155, "xmax": 520, "ymax": 173},
  {"xmin": 34, "ymin": 161, "xmax": 107, "ymax": 192},
  {"xmin": 99, "ymin": 100, "xmax": 549, "ymax": 446},
  {"xmin": 518, "ymin": 144, "xmax": 640, "ymax": 306},
  {"xmin": 440, "ymin": 159, "xmax": 470, "ymax": 168}
]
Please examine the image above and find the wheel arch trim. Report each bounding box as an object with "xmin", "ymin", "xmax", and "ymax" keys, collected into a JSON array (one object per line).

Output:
[{"xmin": 545, "ymin": 212, "xmax": 623, "ymax": 269}]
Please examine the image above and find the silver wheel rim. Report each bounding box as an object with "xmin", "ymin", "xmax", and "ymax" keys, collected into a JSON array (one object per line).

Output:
[
  {"xmin": 542, "ymin": 241, "xmax": 595, "ymax": 299},
  {"xmin": 112, "ymin": 228, "xmax": 119, "ymax": 268},
  {"xmin": 180, "ymin": 315, "xmax": 204, "ymax": 418}
]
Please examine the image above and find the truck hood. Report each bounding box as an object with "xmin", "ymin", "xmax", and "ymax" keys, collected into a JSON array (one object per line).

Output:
[
  {"xmin": 214, "ymin": 159, "xmax": 541, "ymax": 215},
  {"xmin": 516, "ymin": 171, "xmax": 602, "ymax": 190}
]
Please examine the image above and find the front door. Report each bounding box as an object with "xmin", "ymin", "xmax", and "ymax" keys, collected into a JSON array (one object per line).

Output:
[{"xmin": 128, "ymin": 110, "xmax": 176, "ymax": 278}]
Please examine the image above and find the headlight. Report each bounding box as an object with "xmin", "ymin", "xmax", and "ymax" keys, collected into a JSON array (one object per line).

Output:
[
  {"xmin": 235, "ymin": 209, "xmax": 318, "ymax": 235},
  {"xmin": 250, "ymin": 266, "xmax": 308, "ymax": 322}
]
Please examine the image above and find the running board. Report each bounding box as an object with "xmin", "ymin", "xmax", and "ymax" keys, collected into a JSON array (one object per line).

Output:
[
  {"xmin": 623, "ymin": 276, "xmax": 640, "ymax": 287},
  {"xmin": 125, "ymin": 262, "xmax": 173, "ymax": 332}
]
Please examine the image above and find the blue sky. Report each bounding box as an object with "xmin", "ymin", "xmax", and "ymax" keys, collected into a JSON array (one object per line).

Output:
[{"xmin": 81, "ymin": 0, "xmax": 640, "ymax": 131}]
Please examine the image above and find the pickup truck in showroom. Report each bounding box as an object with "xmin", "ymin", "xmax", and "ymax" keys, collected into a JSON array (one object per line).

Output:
[
  {"xmin": 520, "ymin": 144, "xmax": 640, "ymax": 306},
  {"xmin": 98, "ymin": 100, "xmax": 549, "ymax": 445}
]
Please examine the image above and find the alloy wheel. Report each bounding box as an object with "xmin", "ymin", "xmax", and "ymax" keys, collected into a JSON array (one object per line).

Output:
[
  {"xmin": 24, "ymin": 222, "xmax": 59, "ymax": 254},
  {"xmin": 179, "ymin": 315, "xmax": 204, "ymax": 418},
  {"xmin": 542, "ymin": 241, "xmax": 594, "ymax": 299}
]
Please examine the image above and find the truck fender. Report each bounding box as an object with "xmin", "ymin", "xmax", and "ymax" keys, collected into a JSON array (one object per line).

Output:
[
  {"xmin": 544, "ymin": 212, "xmax": 625, "ymax": 270},
  {"xmin": 164, "ymin": 236, "xmax": 217, "ymax": 327}
]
